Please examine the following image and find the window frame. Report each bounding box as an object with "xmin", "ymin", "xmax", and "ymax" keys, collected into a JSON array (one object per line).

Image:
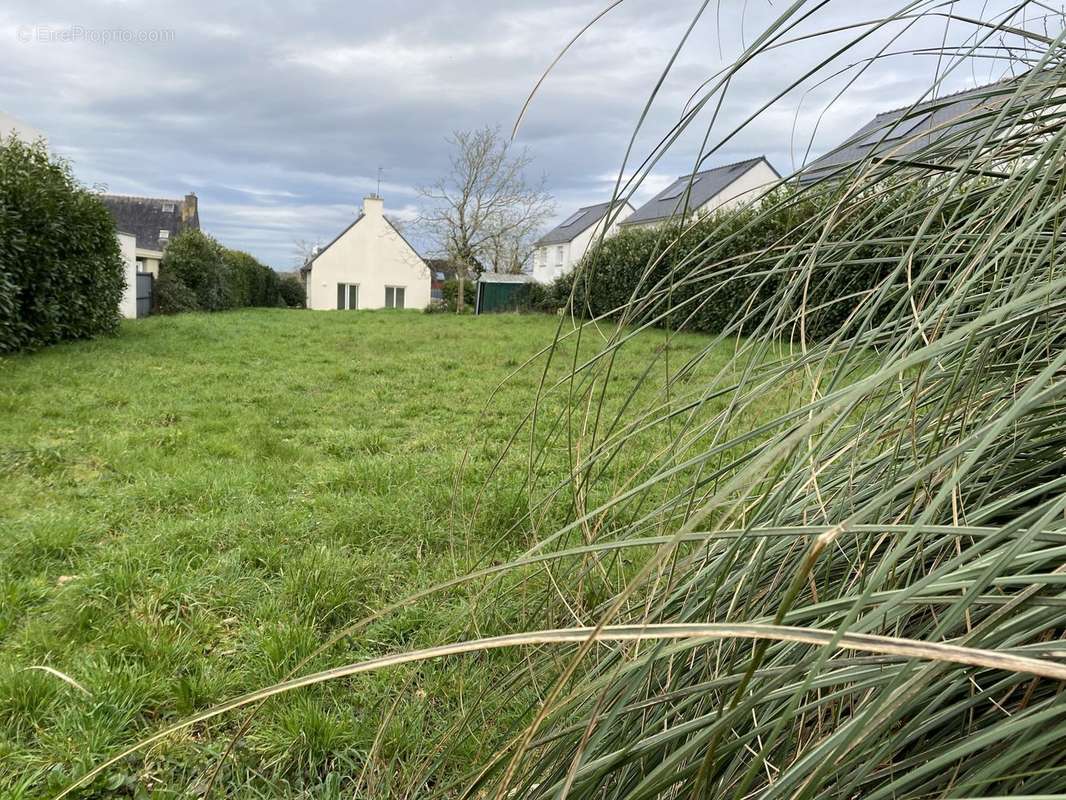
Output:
[{"xmin": 385, "ymin": 285, "xmax": 406, "ymax": 309}]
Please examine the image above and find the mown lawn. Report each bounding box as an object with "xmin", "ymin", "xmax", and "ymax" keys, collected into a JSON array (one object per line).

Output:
[{"xmin": 0, "ymin": 309, "xmax": 790, "ymax": 799}]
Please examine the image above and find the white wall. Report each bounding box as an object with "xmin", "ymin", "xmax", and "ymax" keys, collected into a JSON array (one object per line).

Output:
[
  {"xmin": 701, "ymin": 159, "xmax": 779, "ymax": 214},
  {"xmin": 0, "ymin": 111, "xmax": 45, "ymax": 145},
  {"xmin": 117, "ymin": 232, "xmax": 138, "ymax": 319},
  {"xmin": 306, "ymin": 196, "xmax": 431, "ymax": 311},
  {"xmin": 532, "ymin": 203, "xmax": 634, "ymax": 284}
]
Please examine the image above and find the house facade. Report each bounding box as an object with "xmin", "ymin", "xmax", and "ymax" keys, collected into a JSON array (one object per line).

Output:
[
  {"xmin": 100, "ymin": 193, "xmax": 200, "ymax": 276},
  {"xmin": 116, "ymin": 232, "xmax": 138, "ymax": 319},
  {"xmin": 621, "ymin": 157, "xmax": 779, "ymax": 229},
  {"xmin": 532, "ymin": 200, "xmax": 634, "ymax": 284},
  {"xmin": 302, "ymin": 196, "xmax": 430, "ymax": 311}
]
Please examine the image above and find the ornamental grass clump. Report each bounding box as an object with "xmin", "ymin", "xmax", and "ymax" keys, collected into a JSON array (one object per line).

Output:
[{"xmin": 60, "ymin": 2, "xmax": 1066, "ymax": 798}]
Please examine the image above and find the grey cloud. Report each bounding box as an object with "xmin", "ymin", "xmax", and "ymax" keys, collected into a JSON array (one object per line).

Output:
[{"xmin": 0, "ymin": 0, "xmax": 1038, "ymax": 267}]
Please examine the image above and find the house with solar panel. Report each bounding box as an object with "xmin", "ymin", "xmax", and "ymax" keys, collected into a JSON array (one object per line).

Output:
[
  {"xmin": 531, "ymin": 200, "xmax": 635, "ymax": 284},
  {"xmin": 621, "ymin": 157, "xmax": 779, "ymax": 230},
  {"xmin": 797, "ymin": 79, "xmax": 1018, "ymax": 185}
]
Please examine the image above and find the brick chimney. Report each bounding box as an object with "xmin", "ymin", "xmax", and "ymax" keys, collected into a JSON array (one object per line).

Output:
[
  {"xmin": 181, "ymin": 193, "xmax": 199, "ymax": 229},
  {"xmin": 363, "ymin": 194, "xmax": 383, "ymax": 218}
]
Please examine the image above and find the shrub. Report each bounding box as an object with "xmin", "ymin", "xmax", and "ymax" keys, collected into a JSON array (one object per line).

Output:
[
  {"xmin": 154, "ymin": 270, "xmax": 198, "ymax": 314},
  {"xmin": 441, "ymin": 278, "xmax": 475, "ymax": 312},
  {"xmin": 223, "ymin": 249, "xmax": 282, "ymax": 308},
  {"xmin": 0, "ymin": 137, "xmax": 124, "ymax": 352},
  {"xmin": 278, "ymin": 274, "xmax": 306, "ymax": 308},
  {"xmin": 160, "ymin": 229, "xmax": 231, "ymax": 312}
]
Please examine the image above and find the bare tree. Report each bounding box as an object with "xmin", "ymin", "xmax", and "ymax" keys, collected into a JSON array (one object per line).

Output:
[
  {"xmin": 292, "ymin": 238, "xmax": 322, "ymax": 270},
  {"xmin": 419, "ymin": 126, "xmax": 554, "ymax": 310}
]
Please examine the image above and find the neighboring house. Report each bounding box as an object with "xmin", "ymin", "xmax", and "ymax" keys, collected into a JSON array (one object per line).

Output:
[
  {"xmin": 424, "ymin": 259, "xmax": 474, "ymax": 302},
  {"xmin": 0, "ymin": 111, "xmax": 45, "ymax": 145},
  {"xmin": 621, "ymin": 157, "xmax": 779, "ymax": 229},
  {"xmin": 797, "ymin": 78, "xmax": 1024, "ymax": 185},
  {"xmin": 301, "ymin": 195, "xmax": 430, "ymax": 311},
  {"xmin": 532, "ymin": 200, "xmax": 635, "ymax": 284},
  {"xmin": 116, "ymin": 232, "xmax": 138, "ymax": 319},
  {"xmin": 100, "ymin": 193, "xmax": 200, "ymax": 276}
]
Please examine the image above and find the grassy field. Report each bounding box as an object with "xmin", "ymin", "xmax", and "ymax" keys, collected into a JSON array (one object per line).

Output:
[{"xmin": 0, "ymin": 309, "xmax": 787, "ymax": 798}]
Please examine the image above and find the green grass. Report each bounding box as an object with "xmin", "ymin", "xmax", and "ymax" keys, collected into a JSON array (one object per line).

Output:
[{"xmin": 0, "ymin": 309, "xmax": 791, "ymax": 799}]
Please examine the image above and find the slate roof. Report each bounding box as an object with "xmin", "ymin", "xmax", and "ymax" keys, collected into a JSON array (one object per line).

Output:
[
  {"xmin": 100, "ymin": 194, "xmax": 199, "ymax": 253},
  {"xmin": 797, "ymin": 78, "xmax": 1022, "ymax": 184},
  {"xmin": 534, "ymin": 200, "xmax": 633, "ymax": 246},
  {"xmin": 622, "ymin": 157, "xmax": 778, "ymax": 226}
]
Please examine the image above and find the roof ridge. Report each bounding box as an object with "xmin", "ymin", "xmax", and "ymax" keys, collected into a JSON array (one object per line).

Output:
[
  {"xmin": 100, "ymin": 193, "xmax": 186, "ymax": 205},
  {"xmin": 873, "ymin": 75, "xmax": 1016, "ymax": 118},
  {"xmin": 681, "ymin": 155, "xmax": 765, "ymax": 180}
]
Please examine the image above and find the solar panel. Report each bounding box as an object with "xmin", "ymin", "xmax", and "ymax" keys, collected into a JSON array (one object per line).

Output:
[
  {"xmin": 658, "ymin": 176, "xmax": 702, "ymax": 201},
  {"xmin": 558, "ymin": 210, "xmax": 586, "ymax": 227},
  {"xmin": 854, "ymin": 112, "xmax": 931, "ymax": 148}
]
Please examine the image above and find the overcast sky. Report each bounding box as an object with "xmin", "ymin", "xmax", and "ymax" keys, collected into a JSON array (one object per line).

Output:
[{"xmin": 1, "ymin": 1, "xmax": 1040, "ymax": 268}]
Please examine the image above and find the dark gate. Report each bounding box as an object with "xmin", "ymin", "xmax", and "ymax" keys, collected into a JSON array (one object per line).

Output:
[{"xmin": 136, "ymin": 273, "xmax": 154, "ymax": 318}]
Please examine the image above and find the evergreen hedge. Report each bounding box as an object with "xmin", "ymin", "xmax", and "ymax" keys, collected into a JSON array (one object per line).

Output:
[
  {"xmin": 158, "ymin": 231, "xmax": 285, "ymax": 313},
  {"xmin": 0, "ymin": 137, "xmax": 124, "ymax": 352},
  {"xmin": 552, "ymin": 186, "xmax": 929, "ymax": 340}
]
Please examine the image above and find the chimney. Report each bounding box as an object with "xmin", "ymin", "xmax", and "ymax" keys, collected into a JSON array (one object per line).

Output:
[
  {"xmin": 363, "ymin": 194, "xmax": 383, "ymax": 218},
  {"xmin": 181, "ymin": 192, "xmax": 199, "ymax": 229}
]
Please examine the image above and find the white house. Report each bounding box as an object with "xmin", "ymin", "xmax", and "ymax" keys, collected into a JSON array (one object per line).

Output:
[
  {"xmin": 117, "ymin": 232, "xmax": 138, "ymax": 319},
  {"xmin": 302, "ymin": 195, "xmax": 430, "ymax": 311},
  {"xmin": 621, "ymin": 157, "xmax": 779, "ymax": 229},
  {"xmin": 0, "ymin": 111, "xmax": 45, "ymax": 145},
  {"xmin": 532, "ymin": 200, "xmax": 634, "ymax": 284}
]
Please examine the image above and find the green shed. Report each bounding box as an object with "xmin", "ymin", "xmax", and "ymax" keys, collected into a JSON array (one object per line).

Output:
[{"xmin": 475, "ymin": 273, "xmax": 535, "ymax": 314}]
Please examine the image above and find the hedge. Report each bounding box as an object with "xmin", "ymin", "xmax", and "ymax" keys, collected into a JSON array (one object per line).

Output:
[
  {"xmin": 553, "ymin": 185, "xmax": 938, "ymax": 340},
  {"xmin": 158, "ymin": 231, "xmax": 290, "ymax": 313},
  {"xmin": 0, "ymin": 137, "xmax": 124, "ymax": 352}
]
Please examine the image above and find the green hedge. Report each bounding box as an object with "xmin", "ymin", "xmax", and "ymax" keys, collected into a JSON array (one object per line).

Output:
[
  {"xmin": 0, "ymin": 137, "xmax": 124, "ymax": 352},
  {"xmin": 553, "ymin": 186, "xmax": 929, "ymax": 340},
  {"xmin": 158, "ymin": 231, "xmax": 287, "ymax": 314},
  {"xmin": 278, "ymin": 274, "xmax": 306, "ymax": 308},
  {"xmin": 441, "ymin": 278, "xmax": 475, "ymax": 312}
]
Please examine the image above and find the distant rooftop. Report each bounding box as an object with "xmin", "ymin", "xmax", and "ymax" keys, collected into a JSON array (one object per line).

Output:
[
  {"xmin": 100, "ymin": 193, "xmax": 200, "ymax": 253},
  {"xmin": 535, "ymin": 200, "xmax": 633, "ymax": 246},
  {"xmin": 797, "ymin": 76, "xmax": 1033, "ymax": 184},
  {"xmin": 622, "ymin": 157, "xmax": 777, "ymax": 226}
]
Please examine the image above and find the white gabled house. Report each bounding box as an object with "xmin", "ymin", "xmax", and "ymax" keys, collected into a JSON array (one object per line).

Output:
[
  {"xmin": 621, "ymin": 157, "xmax": 779, "ymax": 230},
  {"xmin": 302, "ymin": 195, "xmax": 430, "ymax": 311},
  {"xmin": 532, "ymin": 200, "xmax": 634, "ymax": 284}
]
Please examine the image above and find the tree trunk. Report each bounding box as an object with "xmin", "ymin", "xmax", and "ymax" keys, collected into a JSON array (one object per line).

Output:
[{"xmin": 457, "ymin": 271, "xmax": 465, "ymax": 314}]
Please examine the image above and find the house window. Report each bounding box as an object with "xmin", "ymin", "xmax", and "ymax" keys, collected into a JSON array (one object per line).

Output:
[
  {"xmin": 385, "ymin": 286, "xmax": 406, "ymax": 309},
  {"xmin": 336, "ymin": 283, "xmax": 359, "ymax": 310},
  {"xmin": 555, "ymin": 246, "xmax": 564, "ymax": 266},
  {"xmin": 431, "ymin": 288, "xmax": 443, "ymax": 301},
  {"xmin": 162, "ymin": 203, "xmax": 175, "ymax": 213},
  {"xmin": 159, "ymin": 229, "xmax": 170, "ymax": 241}
]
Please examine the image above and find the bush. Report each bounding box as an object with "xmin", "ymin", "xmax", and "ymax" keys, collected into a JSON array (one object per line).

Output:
[
  {"xmin": 223, "ymin": 249, "xmax": 283, "ymax": 308},
  {"xmin": 441, "ymin": 278, "xmax": 475, "ymax": 312},
  {"xmin": 0, "ymin": 137, "xmax": 124, "ymax": 352},
  {"xmin": 160, "ymin": 230, "xmax": 231, "ymax": 312},
  {"xmin": 278, "ymin": 274, "xmax": 306, "ymax": 308},
  {"xmin": 154, "ymin": 270, "xmax": 198, "ymax": 314},
  {"xmin": 565, "ymin": 187, "xmax": 922, "ymax": 339}
]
